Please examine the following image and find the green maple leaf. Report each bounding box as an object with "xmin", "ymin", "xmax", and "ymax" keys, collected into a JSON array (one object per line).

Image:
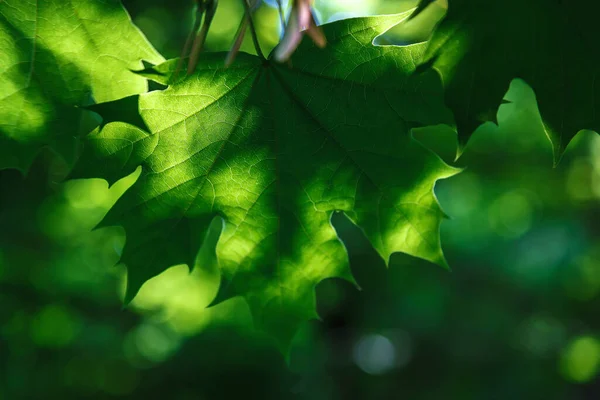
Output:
[
  {"xmin": 0, "ymin": 0, "xmax": 163, "ymax": 172},
  {"xmin": 415, "ymin": 0, "xmax": 599, "ymax": 163},
  {"xmin": 72, "ymin": 12, "xmax": 459, "ymax": 349}
]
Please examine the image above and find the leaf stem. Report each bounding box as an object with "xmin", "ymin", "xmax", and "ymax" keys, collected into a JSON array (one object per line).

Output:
[
  {"xmin": 175, "ymin": 1, "xmax": 203, "ymax": 79},
  {"xmin": 275, "ymin": 0, "xmax": 286, "ymax": 34},
  {"xmin": 242, "ymin": 0, "xmax": 265, "ymax": 60}
]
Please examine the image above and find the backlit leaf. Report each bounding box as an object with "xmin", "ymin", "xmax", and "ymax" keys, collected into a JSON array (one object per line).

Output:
[
  {"xmin": 72, "ymin": 12, "xmax": 459, "ymax": 349},
  {"xmin": 0, "ymin": 0, "xmax": 164, "ymax": 172}
]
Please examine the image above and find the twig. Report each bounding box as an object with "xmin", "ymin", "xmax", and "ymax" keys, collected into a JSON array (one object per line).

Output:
[
  {"xmin": 175, "ymin": 1, "xmax": 203, "ymax": 79},
  {"xmin": 275, "ymin": 0, "xmax": 286, "ymax": 33},
  {"xmin": 241, "ymin": 0, "xmax": 265, "ymax": 60}
]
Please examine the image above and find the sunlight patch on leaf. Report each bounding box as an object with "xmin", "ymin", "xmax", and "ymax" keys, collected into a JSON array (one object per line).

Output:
[
  {"xmin": 73, "ymin": 13, "xmax": 459, "ymax": 350},
  {"xmin": 0, "ymin": 0, "xmax": 164, "ymax": 172}
]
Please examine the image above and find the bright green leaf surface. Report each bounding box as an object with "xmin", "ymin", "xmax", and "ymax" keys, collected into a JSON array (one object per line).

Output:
[
  {"xmin": 416, "ymin": 0, "xmax": 600, "ymax": 163},
  {"xmin": 72, "ymin": 12, "xmax": 458, "ymax": 349},
  {"xmin": 0, "ymin": 0, "xmax": 164, "ymax": 172}
]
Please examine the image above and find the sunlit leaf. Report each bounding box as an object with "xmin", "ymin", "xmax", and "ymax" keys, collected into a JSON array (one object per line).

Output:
[
  {"xmin": 0, "ymin": 0, "xmax": 164, "ymax": 172},
  {"xmin": 72, "ymin": 12, "xmax": 458, "ymax": 349}
]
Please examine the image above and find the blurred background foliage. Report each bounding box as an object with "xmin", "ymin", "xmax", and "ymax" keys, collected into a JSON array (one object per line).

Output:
[{"xmin": 0, "ymin": 0, "xmax": 599, "ymax": 398}]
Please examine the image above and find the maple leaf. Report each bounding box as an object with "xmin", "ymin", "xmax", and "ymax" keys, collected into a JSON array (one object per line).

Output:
[
  {"xmin": 0, "ymin": 0, "xmax": 163, "ymax": 172},
  {"xmin": 72, "ymin": 12, "xmax": 459, "ymax": 350},
  {"xmin": 414, "ymin": 0, "xmax": 600, "ymax": 163}
]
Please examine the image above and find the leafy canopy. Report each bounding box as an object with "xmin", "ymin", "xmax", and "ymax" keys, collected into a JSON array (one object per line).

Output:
[
  {"xmin": 72, "ymin": 11, "xmax": 458, "ymax": 349},
  {"xmin": 0, "ymin": 0, "xmax": 163, "ymax": 172},
  {"xmin": 415, "ymin": 0, "xmax": 600, "ymax": 162}
]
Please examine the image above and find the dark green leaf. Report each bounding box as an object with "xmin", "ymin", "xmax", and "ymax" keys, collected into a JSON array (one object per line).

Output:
[{"xmin": 417, "ymin": 0, "xmax": 599, "ymax": 163}]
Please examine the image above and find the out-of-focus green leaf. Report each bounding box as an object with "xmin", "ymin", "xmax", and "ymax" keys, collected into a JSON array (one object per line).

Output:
[
  {"xmin": 0, "ymin": 0, "xmax": 164, "ymax": 172},
  {"xmin": 415, "ymin": 0, "xmax": 599, "ymax": 163},
  {"xmin": 72, "ymin": 12, "xmax": 458, "ymax": 350}
]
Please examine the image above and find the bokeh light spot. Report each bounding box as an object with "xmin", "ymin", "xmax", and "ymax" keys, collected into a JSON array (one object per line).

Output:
[
  {"xmin": 30, "ymin": 304, "xmax": 81, "ymax": 348},
  {"xmin": 560, "ymin": 336, "xmax": 600, "ymax": 383},
  {"xmin": 516, "ymin": 314, "xmax": 565, "ymax": 356},
  {"xmin": 353, "ymin": 334, "xmax": 396, "ymax": 375},
  {"xmin": 488, "ymin": 190, "xmax": 534, "ymax": 238},
  {"xmin": 128, "ymin": 323, "xmax": 181, "ymax": 364}
]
